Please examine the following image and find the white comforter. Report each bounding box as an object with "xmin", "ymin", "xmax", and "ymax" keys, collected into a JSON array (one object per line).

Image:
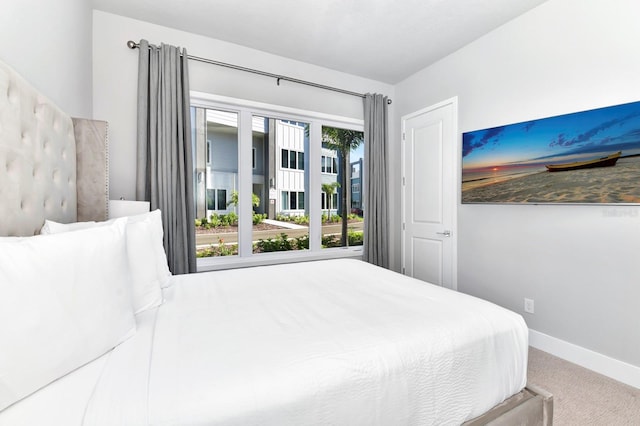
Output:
[{"xmin": 2, "ymin": 259, "xmax": 528, "ymax": 425}]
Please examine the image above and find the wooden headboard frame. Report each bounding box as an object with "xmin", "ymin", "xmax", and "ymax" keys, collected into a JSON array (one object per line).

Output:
[{"xmin": 0, "ymin": 60, "xmax": 108, "ymax": 237}]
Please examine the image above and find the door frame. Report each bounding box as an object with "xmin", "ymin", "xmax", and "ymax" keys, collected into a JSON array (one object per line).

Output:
[{"xmin": 401, "ymin": 96, "xmax": 459, "ymax": 290}]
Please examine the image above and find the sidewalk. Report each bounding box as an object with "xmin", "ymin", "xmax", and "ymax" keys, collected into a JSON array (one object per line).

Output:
[{"xmin": 263, "ymin": 219, "xmax": 307, "ymax": 230}]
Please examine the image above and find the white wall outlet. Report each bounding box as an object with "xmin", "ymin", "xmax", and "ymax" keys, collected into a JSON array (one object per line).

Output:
[{"xmin": 524, "ymin": 298, "xmax": 535, "ymax": 314}]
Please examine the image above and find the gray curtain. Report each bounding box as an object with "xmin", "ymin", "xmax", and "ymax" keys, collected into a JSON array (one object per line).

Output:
[
  {"xmin": 363, "ymin": 93, "xmax": 389, "ymax": 268},
  {"xmin": 135, "ymin": 39, "xmax": 196, "ymax": 274}
]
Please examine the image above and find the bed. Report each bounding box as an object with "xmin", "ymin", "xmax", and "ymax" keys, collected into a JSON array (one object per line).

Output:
[{"xmin": 0, "ymin": 58, "xmax": 553, "ymax": 425}]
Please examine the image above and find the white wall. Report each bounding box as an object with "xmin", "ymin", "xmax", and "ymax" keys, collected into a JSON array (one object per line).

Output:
[
  {"xmin": 0, "ymin": 0, "xmax": 92, "ymax": 118},
  {"xmin": 92, "ymin": 11, "xmax": 394, "ymax": 200},
  {"xmin": 394, "ymin": 0, "xmax": 640, "ymax": 376}
]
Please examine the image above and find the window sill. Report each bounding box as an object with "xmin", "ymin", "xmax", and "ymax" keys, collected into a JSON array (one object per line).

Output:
[{"xmin": 196, "ymin": 247, "xmax": 363, "ymax": 272}]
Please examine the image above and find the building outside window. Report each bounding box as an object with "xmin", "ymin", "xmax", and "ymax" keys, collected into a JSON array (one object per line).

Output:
[
  {"xmin": 191, "ymin": 96, "xmax": 364, "ymax": 265},
  {"xmin": 350, "ymin": 158, "xmax": 364, "ymax": 213}
]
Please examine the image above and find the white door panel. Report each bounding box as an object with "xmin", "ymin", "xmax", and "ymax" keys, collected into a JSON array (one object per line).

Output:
[
  {"xmin": 412, "ymin": 124, "xmax": 443, "ymax": 224},
  {"xmin": 402, "ymin": 99, "xmax": 457, "ymax": 289},
  {"xmin": 411, "ymin": 237, "xmax": 443, "ymax": 285}
]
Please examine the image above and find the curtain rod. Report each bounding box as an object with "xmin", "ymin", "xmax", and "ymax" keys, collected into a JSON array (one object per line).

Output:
[{"xmin": 127, "ymin": 40, "xmax": 391, "ymax": 104}]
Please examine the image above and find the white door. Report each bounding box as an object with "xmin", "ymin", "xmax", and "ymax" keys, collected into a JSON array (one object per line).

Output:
[{"xmin": 401, "ymin": 98, "xmax": 457, "ymax": 289}]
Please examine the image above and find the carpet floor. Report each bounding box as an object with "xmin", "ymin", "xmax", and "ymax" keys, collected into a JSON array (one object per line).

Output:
[{"xmin": 527, "ymin": 347, "xmax": 640, "ymax": 425}]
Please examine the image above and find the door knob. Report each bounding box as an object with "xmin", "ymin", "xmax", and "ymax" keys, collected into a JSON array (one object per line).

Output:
[{"xmin": 436, "ymin": 230, "xmax": 451, "ymax": 237}]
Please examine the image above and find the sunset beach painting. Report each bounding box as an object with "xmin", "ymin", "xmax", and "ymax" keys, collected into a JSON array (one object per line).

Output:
[{"xmin": 462, "ymin": 100, "xmax": 640, "ymax": 204}]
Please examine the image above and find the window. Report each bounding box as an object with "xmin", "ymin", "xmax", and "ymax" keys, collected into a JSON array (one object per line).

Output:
[
  {"xmin": 191, "ymin": 94, "xmax": 364, "ymax": 267},
  {"xmin": 259, "ymin": 117, "xmax": 309, "ymax": 253},
  {"xmin": 205, "ymin": 189, "xmax": 229, "ymax": 211},
  {"xmin": 321, "ymin": 155, "xmax": 337, "ymax": 174},
  {"xmin": 281, "ymin": 191, "xmax": 305, "ymax": 211},
  {"xmin": 281, "ymin": 148, "xmax": 304, "ymax": 170},
  {"xmin": 321, "ymin": 125, "xmax": 365, "ymax": 248},
  {"xmin": 192, "ymin": 107, "xmax": 239, "ymax": 257},
  {"xmin": 216, "ymin": 189, "xmax": 227, "ymax": 210},
  {"xmin": 206, "ymin": 189, "xmax": 215, "ymax": 211},
  {"xmin": 290, "ymin": 150, "xmax": 297, "ymax": 169}
]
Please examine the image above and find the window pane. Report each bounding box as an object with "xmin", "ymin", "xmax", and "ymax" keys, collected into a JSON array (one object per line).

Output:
[
  {"xmin": 255, "ymin": 116, "xmax": 309, "ymax": 254},
  {"xmin": 193, "ymin": 107, "xmax": 239, "ymax": 257},
  {"xmin": 206, "ymin": 188, "xmax": 215, "ymax": 211},
  {"xmin": 321, "ymin": 125, "xmax": 364, "ymax": 248},
  {"xmin": 290, "ymin": 192, "xmax": 297, "ymax": 210},
  {"xmin": 217, "ymin": 189, "xmax": 227, "ymax": 210}
]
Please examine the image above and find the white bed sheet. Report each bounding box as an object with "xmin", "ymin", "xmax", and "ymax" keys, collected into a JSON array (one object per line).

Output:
[
  {"xmin": 1, "ymin": 259, "xmax": 528, "ymax": 426},
  {"xmin": 0, "ymin": 308, "xmax": 158, "ymax": 426},
  {"xmin": 88, "ymin": 258, "xmax": 528, "ymax": 425},
  {"xmin": 0, "ymin": 346, "xmax": 110, "ymax": 426}
]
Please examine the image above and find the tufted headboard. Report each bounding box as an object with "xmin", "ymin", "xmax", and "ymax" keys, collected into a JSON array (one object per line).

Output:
[{"xmin": 0, "ymin": 60, "xmax": 108, "ymax": 237}]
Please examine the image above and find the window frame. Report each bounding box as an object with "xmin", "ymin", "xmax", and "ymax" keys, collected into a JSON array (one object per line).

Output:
[
  {"xmin": 321, "ymin": 154, "xmax": 338, "ymax": 174},
  {"xmin": 281, "ymin": 190, "xmax": 305, "ymax": 211},
  {"xmin": 281, "ymin": 148, "xmax": 305, "ymax": 171},
  {"xmin": 191, "ymin": 91, "xmax": 364, "ymax": 272}
]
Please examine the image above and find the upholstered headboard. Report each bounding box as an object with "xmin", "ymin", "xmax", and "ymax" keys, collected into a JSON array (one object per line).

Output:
[{"xmin": 0, "ymin": 60, "xmax": 108, "ymax": 236}]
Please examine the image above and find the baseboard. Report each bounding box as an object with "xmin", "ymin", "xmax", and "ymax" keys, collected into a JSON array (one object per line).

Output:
[{"xmin": 529, "ymin": 329, "xmax": 640, "ymax": 390}]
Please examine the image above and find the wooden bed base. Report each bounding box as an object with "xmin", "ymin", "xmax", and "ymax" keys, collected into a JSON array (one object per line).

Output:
[{"xmin": 463, "ymin": 383, "xmax": 553, "ymax": 425}]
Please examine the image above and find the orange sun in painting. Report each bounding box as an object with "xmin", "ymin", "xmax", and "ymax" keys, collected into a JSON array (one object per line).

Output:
[{"xmin": 492, "ymin": 167, "xmax": 499, "ymax": 171}]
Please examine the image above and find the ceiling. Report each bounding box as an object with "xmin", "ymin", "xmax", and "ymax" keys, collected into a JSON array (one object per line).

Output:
[{"xmin": 92, "ymin": 0, "xmax": 548, "ymax": 84}]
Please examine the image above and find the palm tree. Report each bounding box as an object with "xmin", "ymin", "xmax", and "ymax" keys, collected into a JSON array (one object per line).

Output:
[
  {"xmin": 322, "ymin": 127, "xmax": 364, "ymax": 246},
  {"xmin": 321, "ymin": 182, "xmax": 340, "ymax": 220}
]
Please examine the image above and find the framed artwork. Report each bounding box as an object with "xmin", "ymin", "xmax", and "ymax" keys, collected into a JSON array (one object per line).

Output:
[{"xmin": 462, "ymin": 100, "xmax": 640, "ymax": 204}]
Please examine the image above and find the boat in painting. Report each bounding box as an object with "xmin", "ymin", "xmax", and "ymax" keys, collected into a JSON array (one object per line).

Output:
[{"xmin": 545, "ymin": 151, "xmax": 622, "ymax": 172}]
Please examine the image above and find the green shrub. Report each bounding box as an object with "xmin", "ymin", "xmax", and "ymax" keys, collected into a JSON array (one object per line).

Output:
[
  {"xmin": 222, "ymin": 212, "xmax": 238, "ymax": 226},
  {"xmin": 275, "ymin": 214, "xmax": 309, "ymax": 225},
  {"xmin": 253, "ymin": 213, "xmax": 267, "ymax": 225},
  {"xmin": 196, "ymin": 238, "xmax": 238, "ymax": 257},
  {"xmin": 208, "ymin": 213, "xmax": 222, "ymax": 228},
  {"xmin": 348, "ymin": 229, "xmax": 364, "ymax": 246},
  {"xmin": 256, "ymin": 233, "xmax": 293, "ymax": 252},
  {"xmin": 295, "ymin": 234, "xmax": 309, "ymax": 250},
  {"xmin": 322, "ymin": 234, "xmax": 340, "ymax": 248}
]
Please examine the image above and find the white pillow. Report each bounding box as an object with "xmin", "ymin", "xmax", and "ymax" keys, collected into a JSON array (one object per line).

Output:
[
  {"xmin": 0, "ymin": 218, "xmax": 136, "ymax": 411},
  {"xmin": 41, "ymin": 210, "xmax": 172, "ymax": 314}
]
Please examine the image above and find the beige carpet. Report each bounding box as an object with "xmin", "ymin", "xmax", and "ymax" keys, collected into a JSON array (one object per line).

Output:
[{"xmin": 527, "ymin": 347, "xmax": 640, "ymax": 425}]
